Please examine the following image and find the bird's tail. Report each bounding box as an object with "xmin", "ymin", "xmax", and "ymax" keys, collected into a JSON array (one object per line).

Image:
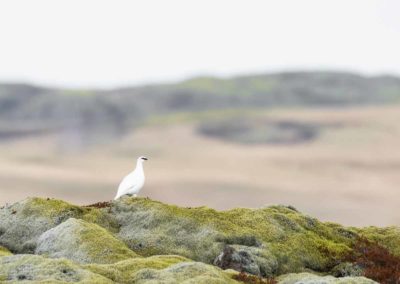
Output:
[{"xmin": 114, "ymin": 194, "xmax": 120, "ymax": 200}]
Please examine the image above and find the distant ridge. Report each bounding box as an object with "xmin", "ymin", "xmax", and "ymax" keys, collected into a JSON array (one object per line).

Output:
[{"xmin": 1, "ymin": 71, "xmax": 400, "ymax": 144}]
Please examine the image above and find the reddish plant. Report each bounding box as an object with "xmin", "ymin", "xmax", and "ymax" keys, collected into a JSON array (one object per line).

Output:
[
  {"xmin": 84, "ymin": 201, "xmax": 112, "ymax": 209},
  {"xmin": 233, "ymin": 272, "xmax": 277, "ymax": 284},
  {"xmin": 346, "ymin": 238, "xmax": 400, "ymax": 284}
]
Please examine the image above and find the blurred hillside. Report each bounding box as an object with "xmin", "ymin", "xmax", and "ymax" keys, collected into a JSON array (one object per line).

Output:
[
  {"xmin": 1, "ymin": 71, "xmax": 400, "ymax": 147},
  {"xmin": 1, "ymin": 71, "xmax": 400, "ymax": 227}
]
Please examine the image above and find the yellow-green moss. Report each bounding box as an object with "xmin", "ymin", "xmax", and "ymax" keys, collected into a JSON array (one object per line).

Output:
[
  {"xmin": 118, "ymin": 198, "xmax": 356, "ymax": 274},
  {"xmin": 21, "ymin": 197, "xmax": 118, "ymax": 232},
  {"xmin": 84, "ymin": 255, "xmax": 190, "ymax": 283},
  {"xmin": 21, "ymin": 197, "xmax": 83, "ymax": 218},
  {"xmin": 131, "ymin": 262, "xmax": 239, "ymax": 284},
  {"xmin": 36, "ymin": 218, "xmax": 138, "ymax": 264},
  {"xmin": 4, "ymin": 197, "xmax": 399, "ymax": 278},
  {"xmin": 0, "ymin": 253, "xmax": 239, "ymax": 284},
  {"xmin": 0, "ymin": 246, "xmax": 11, "ymax": 257},
  {"xmin": 0, "ymin": 254, "xmax": 113, "ymax": 283},
  {"xmin": 76, "ymin": 219, "xmax": 138, "ymax": 263}
]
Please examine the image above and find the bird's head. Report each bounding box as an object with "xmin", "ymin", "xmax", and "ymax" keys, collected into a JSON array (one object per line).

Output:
[{"xmin": 138, "ymin": 156, "xmax": 148, "ymax": 162}]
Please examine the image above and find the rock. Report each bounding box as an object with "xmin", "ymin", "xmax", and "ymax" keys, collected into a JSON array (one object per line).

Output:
[
  {"xmin": 35, "ymin": 218, "xmax": 138, "ymax": 264},
  {"xmin": 214, "ymin": 245, "xmax": 260, "ymax": 275},
  {"xmin": 213, "ymin": 245, "xmax": 278, "ymax": 277},
  {"xmin": 0, "ymin": 197, "xmax": 117, "ymax": 253},
  {"xmin": 278, "ymin": 272, "xmax": 378, "ymax": 284},
  {"xmin": 0, "ymin": 246, "xmax": 12, "ymax": 257},
  {"xmin": 331, "ymin": 262, "xmax": 363, "ymax": 277},
  {"xmin": 231, "ymin": 245, "xmax": 278, "ymax": 277},
  {"xmin": 0, "ymin": 254, "xmax": 113, "ymax": 283}
]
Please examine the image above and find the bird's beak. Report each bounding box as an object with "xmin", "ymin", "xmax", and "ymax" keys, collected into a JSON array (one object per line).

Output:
[{"xmin": 143, "ymin": 157, "xmax": 148, "ymax": 161}]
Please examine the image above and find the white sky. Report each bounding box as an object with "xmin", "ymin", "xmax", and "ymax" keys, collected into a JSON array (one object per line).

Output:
[{"xmin": 0, "ymin": 0, "xmax": 400, "ymax": 88}]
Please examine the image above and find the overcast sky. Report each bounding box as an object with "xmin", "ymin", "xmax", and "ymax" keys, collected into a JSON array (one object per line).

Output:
[{"xmin": 0, "ymin": 0, "xmax": 400, "ymax": 88}]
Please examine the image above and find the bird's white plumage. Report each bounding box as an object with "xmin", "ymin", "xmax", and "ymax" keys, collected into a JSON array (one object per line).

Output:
[{"xmin": 114, "ymin": 156, "xmax": 147, "ymax": 200}]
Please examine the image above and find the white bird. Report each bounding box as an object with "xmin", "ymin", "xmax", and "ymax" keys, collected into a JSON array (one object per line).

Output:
[{"xmin": 114, "ymin": 156, "xmax": 148, "ymax": 200}]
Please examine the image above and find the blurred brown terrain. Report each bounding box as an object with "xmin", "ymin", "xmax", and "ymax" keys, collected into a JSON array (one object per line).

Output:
[{"xmin": 1, "ymin": 71, "xmax": 400, "ymax": 226}]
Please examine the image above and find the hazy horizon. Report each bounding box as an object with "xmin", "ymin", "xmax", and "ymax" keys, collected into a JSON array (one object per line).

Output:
[
  {"xmin": 2, "ymin": 69, "xmax": 399, "ymax": 91},
  {"xmin": 1, "ymin": 0, "xmax": 400, "ymax": 88}
]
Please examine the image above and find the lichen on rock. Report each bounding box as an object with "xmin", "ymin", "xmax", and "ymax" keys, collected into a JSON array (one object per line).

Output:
[
  {"xmin": 214, "ymin": 245, "xmax": 278, "ymax": 277},
  {"xmin": 35, "ymin": 218, "xmax": 138, "ymax": 264},
  {"xmin": 277, "ymin": 272, "xmax": 378, "ymax": 284},
  {"xmin": 0, "ymin": 254, "xmax": 113, "ymax": 283}
]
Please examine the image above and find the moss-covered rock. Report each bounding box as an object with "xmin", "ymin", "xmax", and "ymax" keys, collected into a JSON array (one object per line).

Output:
[
  {"xmin": 1, "ymin": 196, "xmax": 399, "ymax": 280},
  {"xmin": 131, "ymin": 262, "xmax": 238, "ymax": 284},
  {"xmin": 0, "ymin": 246, "xmax": 12, "ymax": 257},
  {"xmin": 85, "ymin": 256, "xmax": 238, "ymax": 283},
  {"xmin": 277, "ymin": 272, "xmax": 377, "ymax": 283},
  {"xmin": 0, "ymin": 254, "xmax": 113, "ymax": 283},
  {"xmin": 214, "ymin": 245, "xmax": 278, "ymax": 276},
  {"xmin": 35, "ymin": 218, "xmax": 138, "ymax": 264},
  {"xmin": 84, "ymin": 255, "xmax": 190, "ymax": 283},
  {"xmin": 0, "ymin": 197, "xmax": 118, "ymax": 253},
  {"xmin": 110, "ymin": 197, "xmax": 356, "ymax": 275},
  {"xmin": 331, "ymin": 262, "xmax": 363, "ymax": 277},
  {"xmin": 0, "ymin": 254, "xmax": 239, "ymax": 284}
]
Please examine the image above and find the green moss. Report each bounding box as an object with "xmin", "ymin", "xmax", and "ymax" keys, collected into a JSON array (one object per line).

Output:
[
  {"xmin": 117, "ymin": 198, "xmax": 355, "ymax": 274},
  {"xmin": 76, "ymin": 219, "xmax": 138, "ymax": 263},
  {"xmin": 22, "ymin": 197, "xmax": 118, "ymax": 232},
  {"xmin": 3, "ymin": 197, "xmax": 399, "ymax": 279},
  {"xmin": 36, "ymin": 218, "xmax": 138, "ymax": 264},
  {"xmin": 0, "ymin": 253, "xmax": 238, "ymax": 284},
  {"xmin": 85, "ymin": 255, "xmax": 190, "ymax": 283},
  {"xmin": 20, "ymin": 197, "xmax": 82, "ymax": 218},
  {"xmin": 131, "ymin": 262, "xmax": 239, "ymax": 284},
  {"xmin": 0, "ymin": 246, "xmax": 11, "ymax": 257}
]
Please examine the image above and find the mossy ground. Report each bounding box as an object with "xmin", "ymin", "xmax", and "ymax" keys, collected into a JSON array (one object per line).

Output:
[
  {"xmin": 0, "ymin": 197, "xmax": 399, "ymax": 283},
  {"xmin": 0, "ymin": 254, "xmax": 238, "ymax": 284},
  {"xmin": 84, "ymin": 255, "xmax": 191, "ymax": 283},
  {"xmin": 114, "ymin": 198, "xmax": 357, "ymax": 274}
]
